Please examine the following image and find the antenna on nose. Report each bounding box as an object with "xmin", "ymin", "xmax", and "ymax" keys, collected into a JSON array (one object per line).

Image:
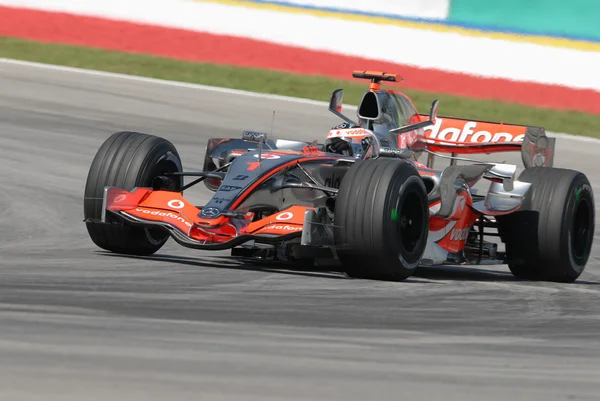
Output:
[{"xmin": 270, "ymin": 110, "xmax": 275, "ymax": 138}]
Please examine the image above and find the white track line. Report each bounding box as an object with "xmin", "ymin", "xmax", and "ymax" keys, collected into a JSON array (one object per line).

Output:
[{"xmin": 1, "ymin": 58, "xmax": 596, "ymax": 143}]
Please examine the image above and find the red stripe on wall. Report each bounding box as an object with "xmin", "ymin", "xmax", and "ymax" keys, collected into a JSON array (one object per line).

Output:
[{"xmin": 1, "ymin": 6, "xmax": 599, "ymax": 114}]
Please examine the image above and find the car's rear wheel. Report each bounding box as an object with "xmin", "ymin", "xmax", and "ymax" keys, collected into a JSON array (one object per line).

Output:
[
  {"xmin": 83, "ymin": 131, "xmax": 183, "ymax": 255},
  {"xmin": 334, "ymin": 159, "xmax": 429, "ymax": 281},
  {"xmin": 498, "ymin": 167, "xmax": 594, "ymax": 282}
]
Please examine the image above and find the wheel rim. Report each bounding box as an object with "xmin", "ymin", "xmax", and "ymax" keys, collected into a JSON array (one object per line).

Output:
[
  {"xmin": 395, "ymin": 190, "xmax": 424, "ymax": 255},
  {"xmin": 571, "ymin": 198, "xmax": 593, "ymax": 261},
  {"xmin": 144, "ymin": 228, "xmax": 167, "ymax": 245},
  {"xmin": 151, "ymin": 159, "xmax": 182, "ymax": 191}
]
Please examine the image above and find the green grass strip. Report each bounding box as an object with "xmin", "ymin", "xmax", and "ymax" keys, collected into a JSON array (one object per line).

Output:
[{"xmin": 2, "ymin": 36, "xmax": 599, "ymax": 137}]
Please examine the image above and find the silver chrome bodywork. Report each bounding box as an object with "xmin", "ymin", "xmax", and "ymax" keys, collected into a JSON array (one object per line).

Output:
[{"xmin": 474, "ymin": 181, "xmax": 532, "ymax": 215}]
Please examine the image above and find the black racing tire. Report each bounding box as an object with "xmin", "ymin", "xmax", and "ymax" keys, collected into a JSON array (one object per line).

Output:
[
  {"xmin": 498, "ymin": 167, "xmax": 595, "ymax": 283},
  {"xmin": 83, "ymin": 131, "xmax": 183, "ymax": 256},
  {"xmin": 334, "ymin": 158, "xmax": 429, "ymax": 281}
]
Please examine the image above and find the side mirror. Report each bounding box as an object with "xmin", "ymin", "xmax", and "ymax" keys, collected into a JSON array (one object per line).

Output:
[
  {"xmin": 329, "ymin": 89, "xmax": 344, "ymax": 113},
  {"xmin": 328, "ymin": 89, "xmax": 357, "ymax": 126},
  {"xmin": 429, "ymin": 99, "xmax": 439, "ymax": 124}
]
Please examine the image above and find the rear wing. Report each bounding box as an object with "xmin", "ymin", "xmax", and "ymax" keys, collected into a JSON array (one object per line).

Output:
[{"xmin": 417, "ymin": 115, "xmax": 555, "ymax": 168}]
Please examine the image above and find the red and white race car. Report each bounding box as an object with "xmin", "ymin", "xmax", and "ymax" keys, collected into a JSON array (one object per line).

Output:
[{"xmin": 84, "ymin": 70, "xmax": 595, "ymax": 282}]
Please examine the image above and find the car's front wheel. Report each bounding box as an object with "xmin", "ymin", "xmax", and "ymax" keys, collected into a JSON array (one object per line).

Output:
[
  {"xmin": 334, "ymin": 158, "xmax": 429, "ymax": 281},
  {"xmin": 83, "ymin": 131, "xmax": 183, "ymax": 255}
]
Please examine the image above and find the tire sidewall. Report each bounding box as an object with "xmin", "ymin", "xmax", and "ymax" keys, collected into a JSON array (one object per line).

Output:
[
  {"xmin": 506, "ymin": 167, "xmax": 595, "ymax": 282},
  {"xmin": 334, "ymin": 159, "xmax": 429, "ymax": 280},
  {"xmin": 383, "ymin": 174, "xmax": 429, "ymax": 270},
  {"xmin": 563, "ymin": 175, "xmax": 595, "ymax": 273},
  {"xmin": 84, "ymin": 132, "xmax": 183, "ymax": 255}
]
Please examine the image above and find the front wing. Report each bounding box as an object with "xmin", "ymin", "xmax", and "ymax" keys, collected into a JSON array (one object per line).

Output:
[{"xmin": 102, "ymin": 186, "xmax": 324, "ymax": 250}]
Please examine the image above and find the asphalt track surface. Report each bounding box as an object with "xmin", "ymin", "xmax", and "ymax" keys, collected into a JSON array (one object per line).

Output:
[{"xmin": 1, "ymin": 60, "xmax": 600, "ymax": 401}]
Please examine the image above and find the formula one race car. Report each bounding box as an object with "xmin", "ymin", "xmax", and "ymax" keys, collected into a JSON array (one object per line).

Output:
[{"xmin": 83, "ymin": 70, "xmax": 595, "ymax": 282}]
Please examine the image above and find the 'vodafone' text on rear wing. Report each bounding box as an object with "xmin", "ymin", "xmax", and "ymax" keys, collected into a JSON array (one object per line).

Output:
[{"xmin": 416, "ymin": 115, "xmax": 555, "ymax": 168}]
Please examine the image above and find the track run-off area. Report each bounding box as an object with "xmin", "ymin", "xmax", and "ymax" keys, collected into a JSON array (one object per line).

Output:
[{"xmin": 1, "ymin": 59, "xmax": 599, "ymax": 401}]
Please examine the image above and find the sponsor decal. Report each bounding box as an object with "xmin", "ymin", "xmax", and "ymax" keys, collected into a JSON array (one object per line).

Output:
[
  {"xmin": 275, "ymin": 211, "xmax": 294, "ymax": 221},
  {"xmin": 211, "ymin": 197, "xmax": 230, "ymax": 205},
  {"xmin": 265, "ymin": 224, "xmax": 302, "ymax": 232},
  {"xmin": 449, "ymin": 227, "xmax": 470, "ymax": 241},
  {"xmin": 135, "ymin": 208, "xmax": 192, "ymax": 228},
  {"xmin": 167, "ymin": 199, "xmax": 185, "ymax": 209},
  {"xmin": 253, "ymin": 153, "xmax": 280, "ymax": 160},
  {"xmin": 424, "ymin": 118, "xmax": 525, "ymax": 144},
  {"xmin": 219, "ymin": 185, "xmax": 242, "ymax": 192},
  {"xmin": 522, "ymin": 138, "xmax": 553, "ymax": 167},
  {"xmin": 379, "ymin": 147, "xmax": 408, "ymax": 158},
  {"xmin": 113, "ymin": 194, "xmax": 126, "ymax": 203},
  {"xmin": 302, "ymin": 145, "xmax": 321, "ymax": 154},
  {"xmin": 324, "ymin": 173, "xmax": 343, "ymax": 189},
  {"xmin": 232, "ymin": 174, "xmax": 249, "ymax": 181},
  {"xmin": 247, "ymin": 161, "xmax": 262, "ymax": 171},
  {"xmin": 327, "ymin": 128, "xmax": 372, "ymax": 139},
  {"xmin": 201, "ymin": 207, "xmax": 221, "ymax": 218}
]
